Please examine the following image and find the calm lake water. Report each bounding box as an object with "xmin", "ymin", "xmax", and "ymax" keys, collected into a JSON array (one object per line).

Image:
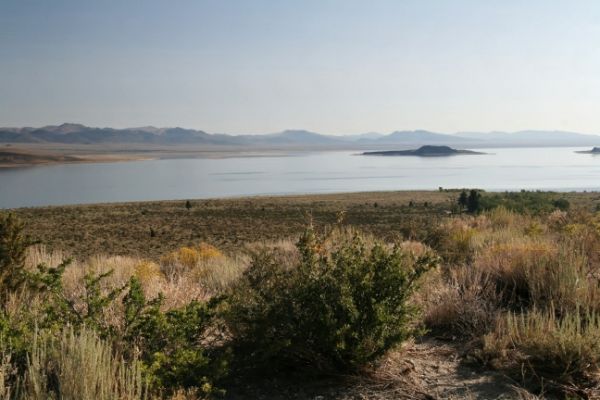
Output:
[{"xmin": 2, "ymin": 147, "xmax": 600, "ymax": 208}]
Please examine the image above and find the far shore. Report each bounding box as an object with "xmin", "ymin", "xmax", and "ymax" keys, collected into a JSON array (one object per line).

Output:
[
  {"xmin": 1, "ymin": 142, "xmax": 598, "ymax": 167},
  {"xmin": 0, "ymin": 151, "xmax": 155, "ymax": 168},
  {"xmin": 0, "ymin": 142, "xmax": 363, "ymax": 168},
  {"xmin": 0, "ymin": 145, "xmax": 304, "ymax": 168}
]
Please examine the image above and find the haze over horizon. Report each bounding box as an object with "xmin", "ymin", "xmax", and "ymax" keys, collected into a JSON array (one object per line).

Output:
[
  {"xmin": 4, "ymin": 122, "xmax": 600, "ymax": 138},
  {"xmin": 2, "ymin": 1, "xmax": 600, "ymax": 135}
]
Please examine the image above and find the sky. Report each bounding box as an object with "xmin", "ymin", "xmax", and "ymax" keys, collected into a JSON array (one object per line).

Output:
[{"xmin": 1, "ymin": 1, "xmax": 600, "ymax": 135}]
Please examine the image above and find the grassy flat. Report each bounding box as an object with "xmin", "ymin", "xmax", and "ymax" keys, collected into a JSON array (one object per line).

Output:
[{"xmin": 13, "ymin": 190, "xmax": 600, "ymax": 260}]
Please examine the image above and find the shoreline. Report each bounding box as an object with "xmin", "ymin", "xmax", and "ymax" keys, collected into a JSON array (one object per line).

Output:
[
  {"xmin": 0, "ymin": 146, "xmax": 307, "ymax": 168},
  {"xmin": 3, "ymin": 187, "xmax": 597, "ymax": 211},
  {"xmin": 0, "ymin": 143, "xmax": 596, "ymax": 167},
  {"xmin": 6, "ymin": 188, "xmax": 596, "ymax": 210},
  {"xmin": 0, "ymin": 155, "xmax": 156, "ymax": 168},
  {"xmin": 0, "ymin": 147, "xmax": 156, "ymax": 168}
]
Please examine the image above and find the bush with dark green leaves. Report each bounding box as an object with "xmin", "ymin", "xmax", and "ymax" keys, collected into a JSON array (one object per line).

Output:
[
  {"xmin": 224, "ymin": 228, "xmax": 438, "ymax": 373},
  {"xmin": 1, "ymin": 212, "xmax": 439, "ymax": 395},
  {"xmin": 34, "ymin": 269, "xmax": 230, "ymax": 395},
  {"xmin": 467, "ymin": 190, "xmax": 482, "ymax": 213},
  {"xmin": 122, "ymin": 279, "xmax": 230, "ymax": 395},
  {"xmin": 0, "ymin": 213, "xmax": 230, "ymax": 396},
  {"xmin": 0, "ymin": 212, "xmax": 37, "ymax": 299},
  {"xmin": 455, "ymin": 190, "xmax": 571, "ymax": 215},
  {"xmin": 0, "ymin": 213, "xmax": 41, "ymax": 370},
  {"xmin": 479, "ymin": 191, "xmax": 570, "ymax": 214}
]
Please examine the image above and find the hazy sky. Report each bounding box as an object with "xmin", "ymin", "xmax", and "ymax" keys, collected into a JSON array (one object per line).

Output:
[{"xmin": 1, "ymin": 1, "xmax": 600, "ymax": 134}]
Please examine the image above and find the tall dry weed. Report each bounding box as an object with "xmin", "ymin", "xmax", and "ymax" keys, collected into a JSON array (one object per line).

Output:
[
  {"xmin": 483, "ymin": 309, "xmax": 600, "ymax": 387},
  {"xmin": 24, "ymin": 326, "xmax": 146, "ymax": 400},
  {"xmin": 421, "ymin": 266, "xmax": 500, "ymax": 337}
]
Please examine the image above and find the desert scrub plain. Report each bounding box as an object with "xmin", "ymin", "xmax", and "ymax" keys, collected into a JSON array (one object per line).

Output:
[
  {"xmin": 12, "ymin": 190, "xmax": 599, "ymax": 259},
  {"xmin": 2, "ymin": 190, "xmax": 600, "ymax": 399}
]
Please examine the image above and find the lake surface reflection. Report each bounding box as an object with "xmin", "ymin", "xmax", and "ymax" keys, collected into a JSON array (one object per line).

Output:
[{"xmin": 2, "ymin": 147, "xmax": 600, "ymax": 208}]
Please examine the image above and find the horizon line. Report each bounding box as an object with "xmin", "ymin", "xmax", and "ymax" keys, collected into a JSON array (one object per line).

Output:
[{"xmin": 2, "ymin": 122, "xmax": 600, "ymax": 137}]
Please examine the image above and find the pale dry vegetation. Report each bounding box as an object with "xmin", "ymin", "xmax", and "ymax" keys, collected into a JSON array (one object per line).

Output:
[
  {"xmin": 422, "ymin": 206, "xmax": 600, "ymax": 398},
  {"xmin": 4, "ymin": 192, "xmax": 600, "ymax": 399},
  {"xmin": 23, "ymin": 242, "xmax": 247, "ymax": 314}
]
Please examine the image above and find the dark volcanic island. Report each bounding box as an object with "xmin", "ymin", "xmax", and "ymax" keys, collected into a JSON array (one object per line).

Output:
[
  {"xmin": 576, "ymin": 147, "xmax": 600, "ymax": 154},
  {"xmin": 362, "ymin": 145, "xmax": 485, "ymax": 157}
]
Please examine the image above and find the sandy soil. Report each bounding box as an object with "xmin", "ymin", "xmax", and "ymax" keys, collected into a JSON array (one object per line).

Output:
[{"xmin": 226, "ymin": 339, "xmax": 527, "ymax": 399}]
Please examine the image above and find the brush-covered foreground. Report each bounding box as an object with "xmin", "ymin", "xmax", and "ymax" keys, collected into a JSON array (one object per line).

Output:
[{"xmin": 3, "ymin": 190, "xmax": 600, "ymax": 399}]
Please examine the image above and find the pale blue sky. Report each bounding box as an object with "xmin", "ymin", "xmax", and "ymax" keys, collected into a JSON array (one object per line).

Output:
[{"xmin": 1, "ymin": 1, "xmax": 600, "ymax": 134}]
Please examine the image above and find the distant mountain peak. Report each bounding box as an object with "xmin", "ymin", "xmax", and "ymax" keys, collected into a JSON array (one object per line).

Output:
[
  {"xmin": 274, "ymin": 129, "xmax": 321, "ymax": 136},
  {"xmin": 58, "ymin": 122, "xmax": 86, "ymax": 129},
  {"xmin": 2, "ymin": 124, "xmax": 600, "ymax": 148},
  {"xmin": 127, "ymin": 126, "xmax": 163, "ymax": 133},
  {"xmin": 41, "ymin": 123, "xmax": 88, "ymax": 134}
]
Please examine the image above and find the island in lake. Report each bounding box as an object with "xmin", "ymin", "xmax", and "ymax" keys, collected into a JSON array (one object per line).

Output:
[
  {"xmin": 576, "ymin": 147, "xmax": 600, "ymax": 154},
  {"xmin": 362, "ymin": 145, "xmax": 486, "ymax": 157}
]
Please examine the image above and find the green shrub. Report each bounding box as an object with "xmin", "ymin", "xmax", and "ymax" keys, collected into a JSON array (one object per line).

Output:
[
  {"xmin": 0, "ymin": 213, "xmax": 37, "ymax": 300},
  {"xmin": 26, "ymin": 262, "xmax": 128, "ymax": 336},
  {"xmin": 0, "ymin": 309, "xmax": 34, "ymax": 375},
  {"xmin": 552, "ymin": 198, "xmax": 570, "ymax": 211},
  {"xmin": 479, "ymin": 191, "xmax": 570, "ymax": 214},
  {"xmin": 0, "ymin": 226, "xmax": 231, "ymax": 399},
  {"xmin": 224, "ymin": 227, "xmax": 438, "ymax": 373},
  {"xmin": 457, "ymin": 190, "xmax": 468, "ymax": 211},
  {"xmin": 467, "ymin": 190, "xmax": 482, "ymax": 213},
  {"xmin": 123, "ymin": 278, "xmax": 229, "ymax": 395},
  {"xmin": 0, "ymin": 348, "xmax": 16, "ymax": 399}
]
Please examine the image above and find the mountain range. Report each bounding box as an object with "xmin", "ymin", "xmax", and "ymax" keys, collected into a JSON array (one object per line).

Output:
[{"xmin": 2, "ymin": 123, "xmax": 600, "ymax": 148}]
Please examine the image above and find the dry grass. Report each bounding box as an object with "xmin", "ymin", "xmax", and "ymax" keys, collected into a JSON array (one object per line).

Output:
[
  {"xmin": 0, "ymin": 350, "xmax": 17, "ymax": 399},
  {"xmin": 421, "ymin": 266, "xmax": 500, "ymax": 338},
  {"xmin": 24, "ymin": 326, "xmax": 146, "ymax": 400},
  {"xmin": 483, "ymin": 309, "xmax": 600, "ymax": 391},
  {"xmin": 21, "ymin": 242, "xmax": 246, "ymax": 323},
  {"xmin": 8, "ymin": 192, "xmax": 600, "ymax": 398},
  {"xmin": 160, "ymin": 242, "xmax": 246, "ymax": 295},
  {"xmin": 421, "ymin": 206, "xmax": 600, "ymax": 395},
  {"xmin": 11, "ymin": 191, "xmax": 465, "ymax": 260},
  {"xmin": 474, "ymin": 239, "xmax": 600, "ymax": 314}
]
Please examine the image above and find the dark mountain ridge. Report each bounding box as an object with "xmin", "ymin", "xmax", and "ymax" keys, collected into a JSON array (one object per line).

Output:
[{"xmin": 2, "ymin": 123, "xmax": 600, "ymax": 148}]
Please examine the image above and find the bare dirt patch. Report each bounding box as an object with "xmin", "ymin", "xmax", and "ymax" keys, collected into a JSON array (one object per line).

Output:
[{"xmin": 225, "ymin": 339, "xmax": 527, "ymax": 400}]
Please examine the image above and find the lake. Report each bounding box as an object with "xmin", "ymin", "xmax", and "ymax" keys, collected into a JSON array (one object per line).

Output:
[{"xmin": 1, "ymin": 147, "xmax": 600, "ymax": 208}]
